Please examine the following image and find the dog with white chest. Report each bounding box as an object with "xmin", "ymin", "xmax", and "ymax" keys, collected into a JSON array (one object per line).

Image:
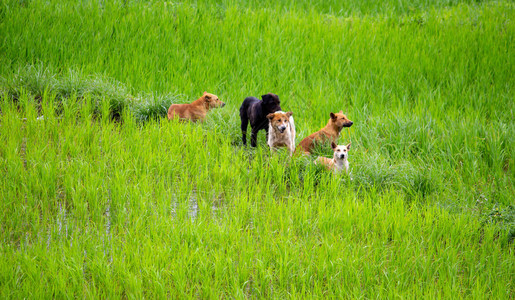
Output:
[
  {"xmin": 315, "ymin": 142, "xmax": 351, "ymax": 174},
  {"xmin": 266, "ymin": 111, "xmax": 295, "ymax": 155}
]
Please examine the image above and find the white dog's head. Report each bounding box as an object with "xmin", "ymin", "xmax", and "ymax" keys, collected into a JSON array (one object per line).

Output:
[{"xmin": 331, "ymin": 142, "xmax": 351, "ymax": 160}]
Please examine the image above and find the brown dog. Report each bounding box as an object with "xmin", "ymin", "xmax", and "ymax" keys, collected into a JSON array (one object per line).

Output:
[
  {"xmin": 167, "ymin": 92, "xmax": 225, "ymax": 122},
  {"xmin": 296, "ymin": 111, "xmax": 353, "ymax": 154}
]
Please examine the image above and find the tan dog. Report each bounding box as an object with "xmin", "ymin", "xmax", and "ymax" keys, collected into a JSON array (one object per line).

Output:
[
  {"xmin": 296, "ymin": 111, "xmax": 353, "ymax": 154},
  {"xmin": 266, "ymin": 111, "xmax": 295, "ymax": 155},
  {"xmin": 315, "ymin": 142, "xmax": 351, "ymax": 174},
  {"xmin": 167, "ymin": 92, "xmax": 225, "ymax": 121}
]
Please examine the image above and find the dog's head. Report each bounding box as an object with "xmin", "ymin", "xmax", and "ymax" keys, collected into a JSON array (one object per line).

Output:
[
  {"xmin": 267, "ymin": 111, "xmax": 292, "ymax": 134},
  {"xmin": 203, "ymin": 92, "xmax": 225, "ymax": 109},
  {"xmin": 330, "ymin": 111, "xmax": 353, "ymax": 130},
  {"xmin": 332, "ymin": 142, "xmax": 351, "ymax": 160},
  {"xmin": 261, "ymin": 93, "xmax": 281, "ymax": 113}
]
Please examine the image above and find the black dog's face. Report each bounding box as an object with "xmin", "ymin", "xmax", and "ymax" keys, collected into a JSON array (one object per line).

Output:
[{"xmin": 261, "ymin": 93, "xmax": 281, "ymax": 113}]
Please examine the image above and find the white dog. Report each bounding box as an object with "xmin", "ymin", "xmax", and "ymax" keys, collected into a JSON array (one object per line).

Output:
[
  {"xmin": 315, "ymin": 142, "xmax": 351, "ymax": 174},
  {"xmin": 266, "ymin": 111, "xmax": 295, "ymax": 155}
]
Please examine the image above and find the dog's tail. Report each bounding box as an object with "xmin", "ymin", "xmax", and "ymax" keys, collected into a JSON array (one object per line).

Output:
[
  {"xmin": 239, "ymin": 102, "xmax": 250, "ymax": 145},
  {"xmin": 239, "ymin": 103, "xmax": 245, "ymax": 118},
  {"xmin": 288, "ymin": 115, "xmax": 295, "ymax": 148}
]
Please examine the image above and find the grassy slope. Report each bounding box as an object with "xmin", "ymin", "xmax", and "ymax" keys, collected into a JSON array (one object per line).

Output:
[{"xmin": 0, "ymin": 0, "xmax": 513, "ymax": 298}]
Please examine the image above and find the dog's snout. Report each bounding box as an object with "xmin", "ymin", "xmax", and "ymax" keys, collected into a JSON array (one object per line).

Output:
[
  {"xmin": 349, "ymin": 121, "xmax": 353, "ymax": 126},
  {"xmin": 221, "ymin": 102, "xmax": 226, "ymax": 107}
]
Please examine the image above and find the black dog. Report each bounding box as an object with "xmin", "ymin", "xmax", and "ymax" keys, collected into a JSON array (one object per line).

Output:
[{"xmin": 240, "ymin": 93, "xmax": 282, "ymax": 147}]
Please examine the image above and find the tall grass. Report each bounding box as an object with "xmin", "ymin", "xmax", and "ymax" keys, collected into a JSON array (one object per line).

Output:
[
  {"xmin": 0, "ymin": 0, "xmax": 513, "ymax": 297},
  {"xmin": 1, "ymin": 94, "xmax": 513, "ymax": 298}
]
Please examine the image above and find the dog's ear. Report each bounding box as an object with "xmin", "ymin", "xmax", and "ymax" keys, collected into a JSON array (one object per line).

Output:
[
  {"xmin": 261, "ymin": 94, "xmax": 270, "ymax": 102},
  {"xmin": 330, "ymin": 112, "xmax": 337, "ymax": 120},
  {"xmin": 339, "ymin": 110, "xmax": 343, "ymax": 114},
  {"xmin": 346, "ymin": 142, "xmax": 351, "ymax": 150},
  {"xmin": 331, "ymin": 142, "xmax": 337, "ymax": 149},
  {"xmin": 204, "ymin": 94, "xmax": 211, "ymax": 101},
  {"xmin": 266, "ymin": 113, "xmax": 275, "ymax": 120},
  {"xmin": 286, "ymin": 111, "xmax": 293, "ymax": 118}
]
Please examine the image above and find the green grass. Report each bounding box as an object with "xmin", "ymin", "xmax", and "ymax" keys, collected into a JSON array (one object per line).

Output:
[{"xmin": 0, "ymin": 0, "xmax": 514, "ymax": 297}]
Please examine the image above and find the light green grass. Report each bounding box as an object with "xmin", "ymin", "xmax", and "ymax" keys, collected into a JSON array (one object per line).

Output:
[{"xmin": 0, "ymin": 0, "xmax": 514, "ymax": 298}]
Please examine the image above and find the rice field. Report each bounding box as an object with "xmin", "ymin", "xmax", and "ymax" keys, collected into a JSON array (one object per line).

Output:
[{"xmin": 0, "ymin": 0, "xmax": 513, "ymax": 298}]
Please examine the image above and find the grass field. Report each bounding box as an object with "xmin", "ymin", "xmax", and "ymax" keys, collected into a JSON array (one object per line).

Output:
[{"xmin": 1, "ymin": 0, "xmax": 514, "ymax": 298}]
